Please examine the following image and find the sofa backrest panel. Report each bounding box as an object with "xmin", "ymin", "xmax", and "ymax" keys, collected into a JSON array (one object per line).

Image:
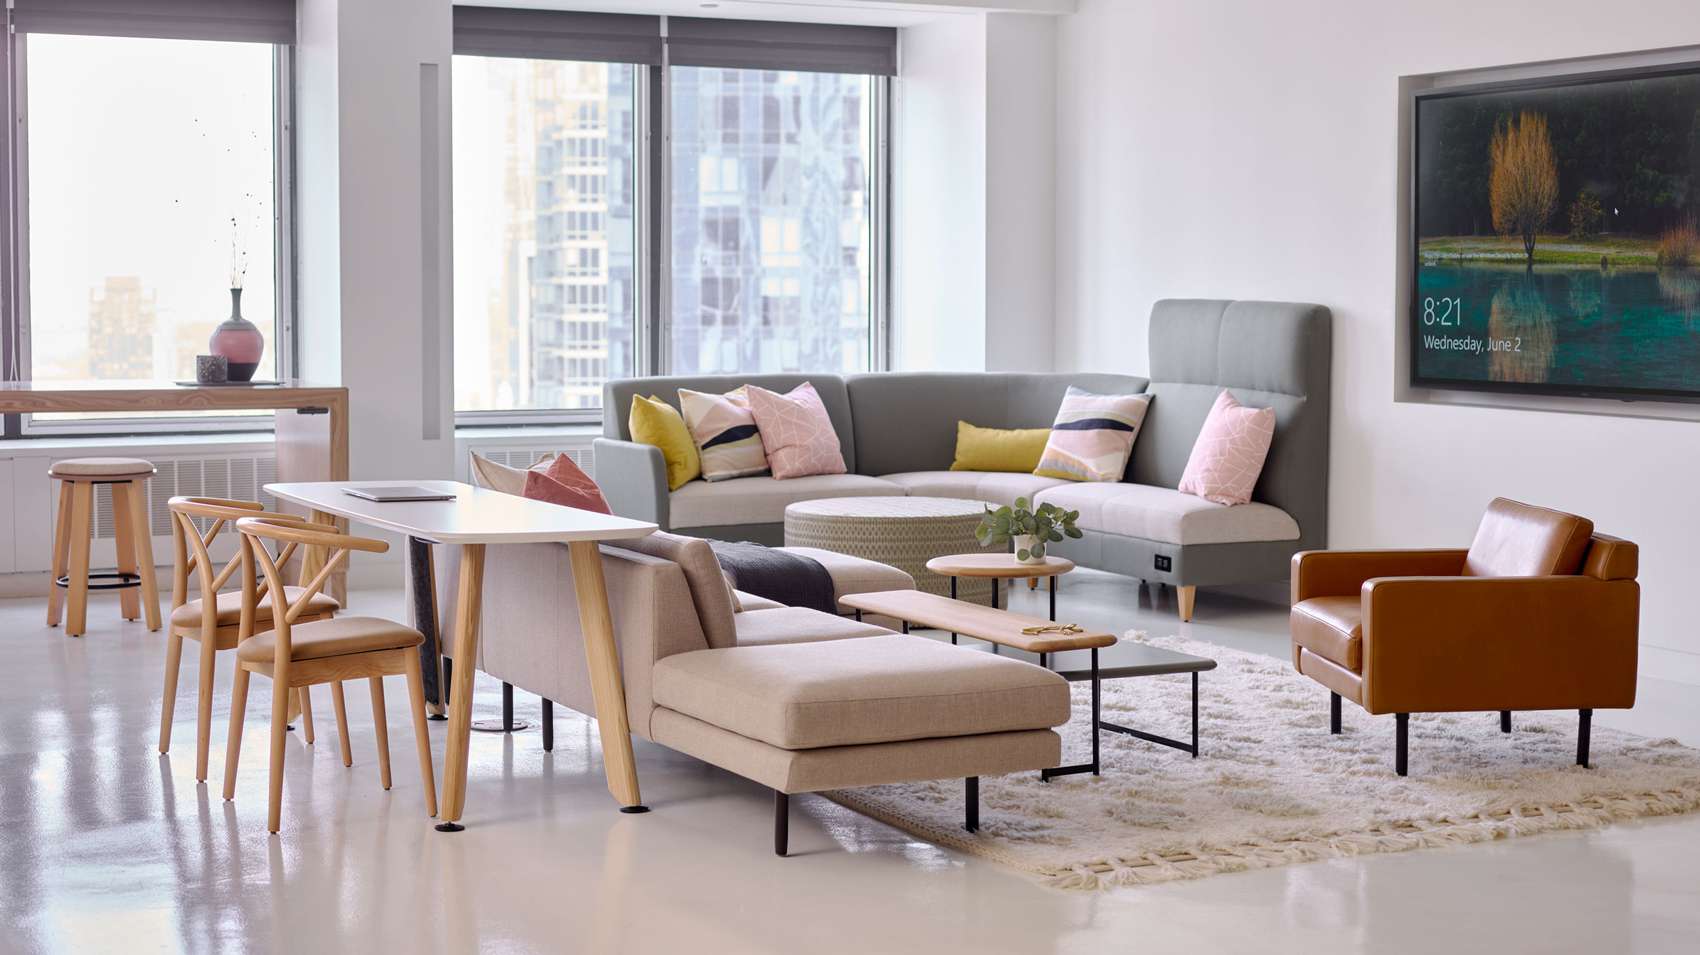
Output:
[
  {"xmin": 1132, "ymin": 299, "xmax": 1332, "ymax": 548},
  {"xmin": 604, "ymin": 374, "xmax": 858, "ymax": 473},
  {"xmin": 846, "ymin": 372, "xmax": 1148, "ymax": 476}
]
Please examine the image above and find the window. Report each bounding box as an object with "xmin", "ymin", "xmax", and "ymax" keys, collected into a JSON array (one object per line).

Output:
[
  {"xmin": 450, "ymin": 10, "xmax": 892, "ymax": 423},
  {"xmin": 2, "ymin": 19, "xmax": 291, "ymax": 432},
  {"xmin": 452, "ymin": 56, "xmax": 637, "ymax": 418}
]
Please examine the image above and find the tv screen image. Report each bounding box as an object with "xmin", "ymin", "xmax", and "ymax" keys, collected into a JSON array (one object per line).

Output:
[{"xmin": 1412, "ymin": 65, "xmax": 1700, "ymax": 401}]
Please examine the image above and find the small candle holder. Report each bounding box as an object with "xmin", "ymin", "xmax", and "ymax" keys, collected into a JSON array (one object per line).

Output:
[{"xmin": 196, "ymin": 354, "xmax": 229, "ymax": 384}]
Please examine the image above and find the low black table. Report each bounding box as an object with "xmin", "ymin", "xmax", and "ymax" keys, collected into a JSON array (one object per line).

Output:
[{"xmin": 1042, "ymin": 643, "xmax": 1216, "ymax": 780}]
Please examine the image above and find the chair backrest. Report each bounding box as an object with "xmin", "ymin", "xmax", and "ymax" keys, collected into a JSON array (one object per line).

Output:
[
  {"xmin": 236, "ymin": 517, "xmax": 388, "ymax": 667},
  {"xmin": 168, "ymin": 496, "xmax": 317, "ymax": 636},
  {"xmin": 1462, "ymin": 497, "xmax": 1596, "ymax": 578}
]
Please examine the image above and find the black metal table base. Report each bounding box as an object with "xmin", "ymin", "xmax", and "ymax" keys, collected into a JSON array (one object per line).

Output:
[{"xmin": 1041, "ymin": 663, "xmax": 1201, "ymax": 780}]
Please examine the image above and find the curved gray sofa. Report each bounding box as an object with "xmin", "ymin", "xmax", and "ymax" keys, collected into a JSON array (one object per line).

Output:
[{"xmin": 594, "ymin": 299, "xmax": 1331, "ymax": 619}]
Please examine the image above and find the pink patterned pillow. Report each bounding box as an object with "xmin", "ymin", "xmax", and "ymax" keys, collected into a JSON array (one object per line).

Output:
[
  {"xmin": 745, "ymin": 382, "xmax": 846, "ymax": 479},
  {"xmin": 521, "ymin": 454, "xmax": 611, "ymax": 513},
  {"xmin": 1177, "ymin": 390, "xmax": 1276, "ymax": 505}
]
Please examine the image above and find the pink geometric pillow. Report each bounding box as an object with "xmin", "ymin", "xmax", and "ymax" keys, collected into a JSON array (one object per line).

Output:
[
  {"xmin": 745, "ymin": 382, "xmax": 847, "ymax": 479},
  {"xmin": 521, "ymin": 453, "xmax": 611, "ymax": 514},
  {"xmin": 1177, "ymin": 390, "xmax": 1276, "ymax": 506}
]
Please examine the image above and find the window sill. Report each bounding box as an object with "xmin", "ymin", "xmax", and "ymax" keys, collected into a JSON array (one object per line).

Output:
[
  {"xmin": 455, "ymin": 422, "xmax": 603, "ymax": 441},
  {"xmin": 0, "ymin": 431, "xmax": 277, "ymax": 454}
]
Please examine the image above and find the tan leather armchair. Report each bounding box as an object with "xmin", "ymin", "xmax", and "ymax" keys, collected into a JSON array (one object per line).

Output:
[{"xmin": 1290, "ymin": 498, "xmax": 1639, "ymax": 776}]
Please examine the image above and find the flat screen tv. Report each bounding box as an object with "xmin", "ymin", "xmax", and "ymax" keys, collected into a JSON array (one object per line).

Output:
[{"xmin": 1412, "ymin": 63, "xmax": 1700, "ymax": 402}]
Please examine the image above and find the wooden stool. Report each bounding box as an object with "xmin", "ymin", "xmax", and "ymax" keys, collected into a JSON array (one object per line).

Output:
[{"xmin": 48, "ymin": 457, "xmax": 162, "ymax": 637}]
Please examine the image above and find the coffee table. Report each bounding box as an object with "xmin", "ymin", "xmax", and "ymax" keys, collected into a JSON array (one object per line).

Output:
[
  {"xmin": 838, "ymin": 589, "xmax": 1216, "ymax": 779},
  {"xmin": 926, "ymin": 552, "xmax": 1074, "ymax": 621}
]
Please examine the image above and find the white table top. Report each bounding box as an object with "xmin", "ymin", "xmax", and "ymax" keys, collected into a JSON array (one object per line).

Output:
[{"xmin": 264, "ymin": 480, "xmax": 657, "ymax": 545}]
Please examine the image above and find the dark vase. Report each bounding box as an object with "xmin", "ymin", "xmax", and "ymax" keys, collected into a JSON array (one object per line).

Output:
[{"xmin": 208, "ymin": 288, "xmax": 264, "ymax": 382}]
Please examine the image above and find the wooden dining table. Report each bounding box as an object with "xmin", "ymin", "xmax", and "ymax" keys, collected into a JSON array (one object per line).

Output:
[{"xmin": 264, "ymin": 479, "xmax": 657, "ymax": 830}]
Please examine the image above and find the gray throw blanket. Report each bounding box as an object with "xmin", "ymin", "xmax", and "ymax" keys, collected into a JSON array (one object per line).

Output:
[{"xmin": 709, "ymin": 541, "xmax": 837, "ymax": 615}]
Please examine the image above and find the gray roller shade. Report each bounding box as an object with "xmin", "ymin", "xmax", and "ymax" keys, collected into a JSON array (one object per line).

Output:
[
  {"xmin": 667, "ymin": 16, "xmax": 896, "ymax": 76},
  {"xmin": 453, "ymin": 6, "xmax": 662, "ymax": 66},
  {"xmin": 11, "ymin": 0, "xmax": 295, "ymax": 44}
]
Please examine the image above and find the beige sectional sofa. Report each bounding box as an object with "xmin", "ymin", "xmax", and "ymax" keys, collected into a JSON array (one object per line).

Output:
[{"xmin": 425, "ymin": 531, "xmax": 1070, "ymax": 854}]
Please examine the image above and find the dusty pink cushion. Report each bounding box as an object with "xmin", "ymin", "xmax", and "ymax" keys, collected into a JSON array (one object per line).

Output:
[
  {"xmin": 745, "ymin": 382, "xmax": 847, "ymax": 479},
  {"xmin": 521, "ymin": 454, "xmax": 611, "ymax": 514},
  {"xmin": 1177, "ymin": 390, "xmax": 1276, "ymax": 506}
]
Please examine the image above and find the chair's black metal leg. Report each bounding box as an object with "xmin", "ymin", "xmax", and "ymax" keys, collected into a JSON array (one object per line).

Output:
[
  {"xmin": 854, "ymin": 609, "xmax": 862, "ymax": 622},
  {"xmin": 950, "ymin": 577, "xmax": 958, "ymax": 643},
  {"xmin": 1330, "ymin": 692, "xmax": 1342, "ymax": 734},
  {"xmin": 964, "ymin": 777, "xmax": 979, "ymax": 832},
  {"xmin": 1395, "ymin": 713, "xmax": 1409, "ymax": 777},
  {"xmin": 1090, "ymin": 648, "xmax": 1101, "ymax": 775},
  {"xmin": 1191, "ymin": 671, "xmax": 1199, "ymax": 757},
  {"xmin": 1501, "ymin": 710, "xmax": 1512, "ymax": 734},
  {"xmin": 442, "ymin": 658, "xmax": 452, "ymax": 707},
  {"xmin": 1049, "ymin": 575, "xmax": 1057, "ymax": 621},
  {"xmin": 502, "ymin": 682, "xmax": 514, "ymax": 732},
  {"xmin": 541, "ymin": 698, "xmax": 554, "ymax": 752},
  {"xmin": 901, "ymin": 621, "xmax": 909, "ymax": 635},
  {"xmin": 774, "ymin": 791, "xmax": 789, "ymax": 856},
  {"xmin": 1039, "ymin": 652, "xmax": 1048, "ymax": 669},
  {"xmin": 1578, "ymin": 709, "xmax": 1592, "ymax": 768},
  {"xmin": 991, "ymin": 577, "xmax": 999, "ymax": 610}
]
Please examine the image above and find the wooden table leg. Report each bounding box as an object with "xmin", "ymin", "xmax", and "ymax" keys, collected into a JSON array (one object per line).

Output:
[
  {"xmin": 436, "ymin": 543, "xmax": 485, "ymax": 830},
  {"xmin": 567, "ymin": 540, "xmax": 644, "ymax": 812}
]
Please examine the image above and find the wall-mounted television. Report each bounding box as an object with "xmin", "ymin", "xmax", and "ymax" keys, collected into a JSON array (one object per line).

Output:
[{"xmin": 1412, "ymin": 63, "xmax": 1700, "ymax": 403}]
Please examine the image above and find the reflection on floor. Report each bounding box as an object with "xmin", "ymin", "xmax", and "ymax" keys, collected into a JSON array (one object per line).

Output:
[{"xmin": 4, "ymin": 570, "xmax": 1699, "ymax": 954}]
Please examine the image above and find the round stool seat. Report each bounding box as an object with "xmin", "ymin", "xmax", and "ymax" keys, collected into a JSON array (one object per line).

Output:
[{"xmin": 49, "ymin": 457, "xmax": 156, "ymax": 480}]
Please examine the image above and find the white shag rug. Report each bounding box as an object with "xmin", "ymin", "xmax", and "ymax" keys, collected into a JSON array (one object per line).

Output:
[{"xmin": 827, "ymin": 634, "xmax": 1700, "ymax": 890}]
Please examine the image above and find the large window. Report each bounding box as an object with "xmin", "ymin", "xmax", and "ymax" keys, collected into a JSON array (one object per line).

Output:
[
  {"xmin": 668, "ymin": 67, "xmax": 873, "ymax": 376},
  {"xmin": 453, "ymin": 57, "xmax": 637, "ymax": 416},
  {"xmin": 450, "ymin": 11, "xmax": 892, "ymax": 423}
]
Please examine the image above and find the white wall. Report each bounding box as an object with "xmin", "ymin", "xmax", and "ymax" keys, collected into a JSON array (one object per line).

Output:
[
  {"xmin": 1054, "ymin": 0, "xmax": 1700, "ymax": 681},
  {"xmin": 985, "ymin": 13, "xmax": 1057, "ymax": 371},
  {"xmin": 297, "ymin": 0, "xmax": 456, "ymax": 482}
]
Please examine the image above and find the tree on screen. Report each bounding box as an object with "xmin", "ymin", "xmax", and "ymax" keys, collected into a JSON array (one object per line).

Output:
[{"xmin": 1489, "ymin": 111, "xmax": 1559, "ymax": 265}]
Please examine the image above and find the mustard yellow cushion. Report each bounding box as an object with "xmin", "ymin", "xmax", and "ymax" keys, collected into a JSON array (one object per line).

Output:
[
  {"xmin": 630, "ymin": 395, "xmax": 701, "ymax": 491},
  {"xmin": 950, "ymin": 421, "xmax": 1052, "ymax": 473}
]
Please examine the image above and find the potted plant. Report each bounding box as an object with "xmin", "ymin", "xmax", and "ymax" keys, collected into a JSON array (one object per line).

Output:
[{"xmin": 975, "ymin": 497, "xmax": 1082, "ymax": 564}]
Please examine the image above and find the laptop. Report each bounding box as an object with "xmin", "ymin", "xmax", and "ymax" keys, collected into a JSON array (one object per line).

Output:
[{"xmin": 342, "ymin": 485, "xmax": 457, "ymax": 503}]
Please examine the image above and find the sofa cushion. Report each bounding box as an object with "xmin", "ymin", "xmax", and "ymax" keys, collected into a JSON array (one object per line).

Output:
[
  {"xmin": 1463, "ymin": 497, "xmax": 1595, "ymax": 578},
  {"xmin": 747, "ymin": 382, "xmax": 847, "ymax": 479},
  {"xmin": 1034, "ymin": 482, "xmax": 1300, "ymax": 545},
  {"xmin": 732, "ymin": 590, "xmax": 784, "ymax": 612},
  {"xmin": 652, "ymin": 635, "xmax": 1069, "ymax": 750},
  {"xmin": 776, "ymin": 545, "xmax": 915, "ymax": 598},
  {"xmin": 670, "ymin": 473, "xmax": 903, "ymax": 528},
  {"xmin": 1291, "ymin": 596, "xmax": 1362, "ymax": 672},
  {"xmin": 678, "ymin": 386, "xmax": 770, "ymax": 482},
  {"xmin": 606, "ymin": 530, "xmax": 739, "ymax": 649},
  {"xmin": 880, "ymin": 470, "xmax": 1069, "ymax": 509},
  {"xmin": 1034, "ymin": 387, "xmax": 1153, "ymax": 483},
  {"xmin": 732, "ymin": 606, "xmax": 894, "ymax": 646}
]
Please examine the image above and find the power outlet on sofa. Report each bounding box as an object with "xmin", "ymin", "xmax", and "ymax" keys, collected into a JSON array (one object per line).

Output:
[{"xmin": 1154, "ymin": 555, "xmax": 1172, "ymax": 573}]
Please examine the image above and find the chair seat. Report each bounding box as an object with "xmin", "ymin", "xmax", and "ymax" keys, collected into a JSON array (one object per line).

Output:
[
  {"xmin": 50, "ymin": 456, "xmax": 155, "ymax": 479},
  {"xmin": 236, "ymin": 615, "xmax": 423, "ymax": 664},
  {"xmin": 172, "ymin": 587, "xmax": 341, "ymax": 633},
  {"xmin": 1291, "ymin": 596, "xmax": 1362, "ymax": 672}
]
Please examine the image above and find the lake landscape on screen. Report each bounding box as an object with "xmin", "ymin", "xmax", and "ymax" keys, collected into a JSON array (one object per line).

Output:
[{"xmin": 1413, "ymin": 68, "xmax": 1700, "ymax": 398}]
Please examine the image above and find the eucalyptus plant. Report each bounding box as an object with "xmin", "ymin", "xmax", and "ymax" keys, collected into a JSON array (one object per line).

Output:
[{"xmin": 975, "ymin": 496, "xmax": 1082, "ymax": 561}]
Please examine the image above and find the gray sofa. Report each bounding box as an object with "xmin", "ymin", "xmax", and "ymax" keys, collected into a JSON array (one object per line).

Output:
[{"xmin": 594, "ymin": 299, "xmax": 1331, "ymax": 619}]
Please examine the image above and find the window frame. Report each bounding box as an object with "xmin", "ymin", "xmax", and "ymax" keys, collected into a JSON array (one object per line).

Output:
[
  {"xmin": 452, "ymin": 54, "xmax": 890, "ymax": 428},
  {"xmin": 0, "ymin": 32, "xmax": 297, "ymax": 438}
]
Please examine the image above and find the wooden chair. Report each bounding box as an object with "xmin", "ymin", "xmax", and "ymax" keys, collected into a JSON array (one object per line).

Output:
[
  {"xmin": 47, "ymin": 457, "xmax": 162, "ymax": 637},
  {"xmin": 162, "ymin": 497, "xmax": 342, "ymax": 783},
  {"xmin": 225, "ymin": 516, "xmax": 436, "ymax": 832}
]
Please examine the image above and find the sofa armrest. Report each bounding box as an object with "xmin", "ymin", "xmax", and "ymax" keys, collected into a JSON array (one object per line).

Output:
[
  {"xmin": 1291, "ymin": 549, "xmax": 1468, "ymax": 603},
  {"xmin": 593, "ymin": 437, "xmax": 670, "ymax": 528},
  {"xmin": 1360, "ymin": 575, "xmax": 1639, "ymax": 714}
]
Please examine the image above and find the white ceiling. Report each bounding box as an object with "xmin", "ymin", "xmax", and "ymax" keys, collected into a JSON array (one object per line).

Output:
[{"xmin": 485, "ymin": 0, "xmax": 1076, "ymax": 28}]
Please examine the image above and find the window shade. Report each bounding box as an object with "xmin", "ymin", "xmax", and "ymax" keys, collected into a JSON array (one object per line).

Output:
[
  {"xmin": 666, "ymin": 17, "xmax": 896, "ymax": 76},
  {"xmin": 453, "ymin": 6, "xmax": 662, "ymax": 66},
  {"xmin": 10, "ymin": 0, "xmax": 295, "ymax": 45}
]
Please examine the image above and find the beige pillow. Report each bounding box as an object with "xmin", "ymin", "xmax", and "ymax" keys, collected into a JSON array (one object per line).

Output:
[{"xmin": 469, "ymin": 452, "xmax": 555, "ymax": 496}]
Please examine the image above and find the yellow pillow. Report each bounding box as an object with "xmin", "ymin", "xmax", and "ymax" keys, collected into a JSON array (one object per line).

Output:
[
  {"xmin": 950, "ymin": 421, "xmax": 1051, "ymax": 473},
  {"xmin": 629, "ymin": 394, "xmax": 701, "ymax": 491}
]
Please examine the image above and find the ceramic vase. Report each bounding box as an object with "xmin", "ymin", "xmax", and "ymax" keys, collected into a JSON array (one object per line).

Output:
[{"xmin": 209, "ymin": 288, "xmax": 264, "ymax": 382}]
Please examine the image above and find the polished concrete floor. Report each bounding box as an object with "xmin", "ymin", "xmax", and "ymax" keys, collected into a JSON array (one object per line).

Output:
[{"xmin": 4, "ymin": 572, "xmax": 1700, "ymax": 954}]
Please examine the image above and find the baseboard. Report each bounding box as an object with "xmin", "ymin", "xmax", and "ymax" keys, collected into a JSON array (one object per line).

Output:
[{"xmin": 1642, "ymin": 644, "xmax": 1700, "ymax": 687}]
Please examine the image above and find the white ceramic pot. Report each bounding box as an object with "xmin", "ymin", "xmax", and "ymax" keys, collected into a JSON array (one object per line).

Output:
[{"xmin": 1013, "ymin": 534, "xmax": 1046, "ymax": 564}]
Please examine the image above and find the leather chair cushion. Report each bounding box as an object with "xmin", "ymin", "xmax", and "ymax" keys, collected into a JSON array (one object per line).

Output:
[
  {"xmin": 172, "ymin": 587, "xmax": 340, "ymax": 632},
  {"xmin": 1463, "ymin": 498, "xmax": 1594, "ymax": 577},
  {"xmin": 1291, "ymin": 596, "xmax": 1362, "ymax": 671},
  {"xmin": 236, "ymin": 615, "xmax": 423, "ymax": 663}
]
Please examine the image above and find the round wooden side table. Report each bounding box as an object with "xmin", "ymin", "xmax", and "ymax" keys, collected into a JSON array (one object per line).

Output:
[{"xmin": 925, "ymin": 552, "xmax": 1075, "ymax": 626}]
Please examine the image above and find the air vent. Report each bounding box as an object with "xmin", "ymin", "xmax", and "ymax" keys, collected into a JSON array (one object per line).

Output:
[{"xmin": 470, "ymin": 444, "xmax": 596, "ymax": 477}]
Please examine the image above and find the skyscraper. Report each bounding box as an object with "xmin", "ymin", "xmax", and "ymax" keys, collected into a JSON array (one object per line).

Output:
[{"xmin": 87, "ymin": 276, "xmax": 157, "ymax": 380}]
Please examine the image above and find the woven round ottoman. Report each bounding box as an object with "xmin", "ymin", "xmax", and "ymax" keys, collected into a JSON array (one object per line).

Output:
[{"xmin": 783, "ymin": 496, "xmax": 997, "ymax": 602}]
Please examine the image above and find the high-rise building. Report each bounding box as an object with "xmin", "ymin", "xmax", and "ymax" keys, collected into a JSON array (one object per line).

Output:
[{"xmin": 87, "ymin": 276, "xmax": 157, "ymax": 380}]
